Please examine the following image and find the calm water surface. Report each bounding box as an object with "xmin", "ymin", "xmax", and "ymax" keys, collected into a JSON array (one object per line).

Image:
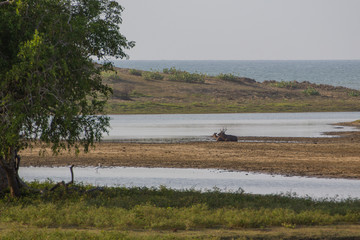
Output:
[
  {"xmin": 19, "ymin": 167, "xmax": 360, "ymax": 200},
  {"xmin": 20, "ymin": 112, "xmax": 360, "ymax": 199},
  {"xmin": 105, "ymin": 112, "xmax": 360, "ymax": 141}
]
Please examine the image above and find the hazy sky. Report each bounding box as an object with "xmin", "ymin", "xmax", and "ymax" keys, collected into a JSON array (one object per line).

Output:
[{"xmin": 118, "ymin": 0, "xmax": 360, "ymax": 60}]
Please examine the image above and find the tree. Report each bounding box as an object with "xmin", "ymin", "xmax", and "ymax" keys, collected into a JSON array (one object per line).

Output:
[{"xmin": 0, "ymin": 0, "xmax": 134, "ymax": 197}]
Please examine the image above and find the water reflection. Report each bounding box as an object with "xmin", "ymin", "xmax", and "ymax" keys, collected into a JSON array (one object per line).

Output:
[
  {"xmin": 105, "ymin": 112, "xmax": 360, "ymax": 141},
  {"xmin": 19, "ymin": 166, "xmax": 360, "ymax": 200}
]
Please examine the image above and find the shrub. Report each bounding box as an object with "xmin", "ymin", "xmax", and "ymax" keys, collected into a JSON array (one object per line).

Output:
[
  {"xmin": 129, "ymin": 69, "xmax": 142, "ymax": 76},
  {"xmin": 303, "ymin": 87, "xmax": 320, "ymax": 96},
  {"xmin": 163, "ymin": 67, "xmax": 181, "ymax": 74},
  {"xmin": 348, "ymin": 91, "xmax": 360, "ymax": 97},
  {"xmin": 271, "ymin": 81, "xmax": 298, "ymax": 89},
  {"xmin": 101, "ymin": 71, "xmax": 122, "ymax": 82},
  {"xmin": 217, "ymin": 73, "xmax": 238, "ymax": 82},
  {"xmin": 168, "ymin": 71, "xmax": 205, "ymax": 84},
  {"xmin": 162, "ymin": 67, "xmax": 206, "ymax": 83},
  {"xmin": 142, "ymin": 71, "xmax": 164, "ymax": 80}
]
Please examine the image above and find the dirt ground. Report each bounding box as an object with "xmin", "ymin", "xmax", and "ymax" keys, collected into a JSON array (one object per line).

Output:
[{"xmin": 20, "ymin": 130, "xmax": 360, "ymax": 179}]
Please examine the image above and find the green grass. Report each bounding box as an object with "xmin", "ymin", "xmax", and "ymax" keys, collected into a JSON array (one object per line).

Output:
[
  {"xmin": 271, "ymin": 81, "xmax": 299, "ymax": 89},
  {"xmin": 100, "ymin": 68, "xmax": 360, "ymax": 114},
  {"xmin": 2, "ymin": 183, "xmax": 360, "ymax": 227},
  {"xmin": 216, "ymin": 73, "xmax": 239, "ymax": 82},
  {"xmin": 142, "ymin": 71, "xmax": 164, "ymax": 80},
  {"xmin": 105, "ymin": 99, "xmax": 360, "ymax": 114},
  {"xmin": 2, "ymin": 183, "xmax": 360, "ymax": 239},
  {"xmin": 128, "ymin": 69, "xmax": 142, "ymax": 76},
  {"xmin": 303, "ymin": 87, "xmax": 320, "ymax": 96},
  {"xmin": 100, "ymin": 70, "xmax": 122, "ymax": 82},
  {"xmin": 163, "ymin": 67, "xmax": 205, "ymax": 83},
  {"xmin": 348, "ymin": 91, "xmax": 360, "ymax": 97},
  {"xmin": 3, "ymin": 225, "xmax": 360, "ymax": 240}
]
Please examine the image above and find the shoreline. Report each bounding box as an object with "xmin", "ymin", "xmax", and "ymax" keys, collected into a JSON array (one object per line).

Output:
[{"xmin": 20, "ymin": 130, "xmax": 360, "ymax": 180}]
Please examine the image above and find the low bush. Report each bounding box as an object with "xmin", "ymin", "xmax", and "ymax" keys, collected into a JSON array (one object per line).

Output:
[
  {"xmin": 128, "ymin": 69, "xmax": 142, "ymax": 76},
  {"xmin": 142, "ymin": 71, "xmax": 164, "ymax": 80},
  {"xmin": 217, "ymin": 73, "xmax": 238, "ymax": 82},
  {"xmin": 303, "ymin": 87, "xmax": 320, "ymax": 96},
  {"xmin": 348, "ymin": 91, "xmax": 360, "ymax": 97},
  {"xmin": 162, "ymin": 67, "xmax": 206, "ymax": 83},
  {"xmin": 168, "ymin": 71, "xmax": 205, "ymax": 84},
  {"xmin": 101, "ymin": 71, "xmax": 122, "ymax": 82},
  {"xmin": 163, "ymin": 67, "xmax": 178, "ymax": 75},
  {"xmin": 271, "ymin": 81, "xmax": 299, "ymax": 89}
]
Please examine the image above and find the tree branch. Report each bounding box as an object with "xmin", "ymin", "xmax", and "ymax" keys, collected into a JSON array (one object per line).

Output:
[
  {"xmin": 0, "ymin": 1, "xmax": 13, "ymax": 6},
  {"xmin": 49, "ymin": 165, "xmax": 74, "ymax": 191},
  {"xmin": 67, "ymin": 164, "xmax": 74, "ymax": 186}
]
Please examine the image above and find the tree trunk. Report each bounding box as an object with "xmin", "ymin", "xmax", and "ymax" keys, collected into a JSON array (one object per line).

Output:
[
  {"xmin": 2, "ymin": 165, "xmax": 21, "ymax": 197},
  {"xmin": 0, "ymin": 165, "xmax": 8, "ymax": 192},
  {"xmin": 0, "ymin": 147, "xmax": 21, "ymax": 197}
]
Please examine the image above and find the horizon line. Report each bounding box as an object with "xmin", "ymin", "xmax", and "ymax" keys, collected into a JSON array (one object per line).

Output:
[{"xmin": 116, "ymin": 59, "xmax": 360, "ymax": 61}]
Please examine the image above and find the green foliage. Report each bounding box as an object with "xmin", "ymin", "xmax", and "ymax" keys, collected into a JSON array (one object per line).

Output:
[
  {"xmin": 142, "ymin": 71, "xmax": 164, "ymax": 80},
  {"xmin": 162, "ymin": 67, "xmax": 177, "ymax": 74},
  {"xmin": 1, "ymin": 183, "xmax": 360, "ymax": 232},
  {"xmin": 101, "ymin": 71, "xmax": 122, "ymax": 82},
  {"xmin": 129, "ymin": 69, "xmax": 142, "ymax": 76},
  {"xmin": 348, "ymin": 91, "xmax": 360, "ymax": 97},
  {"xmin": 0, "ymin": 0, "xmax": 134, "ymax": 149},
  {"xmin": 168, "ymin": 71, "xmax": 205, "ymax": 84},
  {"xmin": 0, "ymin": 0, "xmax": 134, "ymax": 196},
  {"xmin": 303, "ymin": 87, "xmax": 320, "ymax": 96},
  {"xmin": 271, "ymin": 81, "xmax": 299, "ymax": 89},
  {"xmin": 162, "ymin": 67, "xmax": 205, "ymax": 83},
  {"xmin": 217, "ymin": 73, "xmax": 238, "ymax": 82},
  {"xmin": 0, "ymin": 229, "xmax": 130, "ymax": 240}
]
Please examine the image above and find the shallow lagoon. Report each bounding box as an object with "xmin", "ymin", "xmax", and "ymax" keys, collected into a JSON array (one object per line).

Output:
[
  {"xmin": 20, "ymin": 112, "xmax": 360, "ymax": 200},
  {"xmin": 19, "ymin": 166, "xmax": 360, "ymax": 200},
  {"xmin": 105, "ymin": 112, "xmax": 360, "ymax": 142}
]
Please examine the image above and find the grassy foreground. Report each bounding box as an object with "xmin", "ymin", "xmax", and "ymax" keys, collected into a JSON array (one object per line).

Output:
[{"xmin": 1, "ymin": 182, "xmax": 360, "ymax": 239}]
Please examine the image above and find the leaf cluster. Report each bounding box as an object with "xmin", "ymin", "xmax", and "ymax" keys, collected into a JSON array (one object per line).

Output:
[
  {"xmin": 271, "ymin": 80, "xmax": 299, "ymax": 89},
  {"xmin": 303, "ymin": 87, "xmax": 320, "ymax": 96},
  {"xmin": 0, "ymin": 0, "xmax": 134, "ymax": 157},
  {"xmin": 164, "ymin": 68, "xmax": 205, "ymax": 84},
  {"xmin": 217, "ymin": 73, "xmax": 239, "ymax": 82},
  {"xmin": 142, "ymin": 71, "xmax": 164, "ymax": 81}
]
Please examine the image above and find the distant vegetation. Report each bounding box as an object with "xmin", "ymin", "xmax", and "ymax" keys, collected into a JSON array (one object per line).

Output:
[
  {"xmin": 163, "ymin": 67, "xmax": 206, "ymax": 83},
  {"xmin": 142, "ymin": 71, "xmax": 164, "ymax": 80},
  {"xmin": 271, "ymin": 80, "xmax": 299, "ymax": 89},
  {"xmin": 348, "ymin": 91, "xmax": 360, "ymax": 97},
  {"xmin": 303, "ymin": 86, "xmax": 320, "ymax": 96},
  {"xmin": 101, "ymin": 70, "xmax": 122, "ymax": 82},
  {"xmin": 162, "ymin": 67, "xmax": 177, "ymax": 74},
  {"xmin": 217, "ymin": 73, "xmax": 238, "ymax": 82},
  {"xmin": 128, "ymin": 69, "xmax": 142, "ymax": 76},
  {"xmin": 99, "ymin": 68, "xmax": 360, "ymax": 114},
  {"xmin": 168, "ymin": 71, "xmax": 205, "ymax": 84}
]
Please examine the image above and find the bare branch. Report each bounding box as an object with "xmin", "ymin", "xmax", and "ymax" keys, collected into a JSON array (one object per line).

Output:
[
  {"xmin": 67, "ymin": 164, "xmax": 74, "ymax": 186},
  {"xmin": 0, "ymin": 1, "xmax": 13, "ymax": 6}
]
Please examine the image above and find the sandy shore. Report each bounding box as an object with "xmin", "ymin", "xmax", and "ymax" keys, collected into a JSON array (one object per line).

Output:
[{"xmin": 20, "ymin": 130, "xmax": 360, "ymax": 179}]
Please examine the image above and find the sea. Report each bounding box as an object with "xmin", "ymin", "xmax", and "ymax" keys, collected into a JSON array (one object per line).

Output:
[{"xmin": 111, "ymin": 60, "xmax": 360, "ymax": 90}]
